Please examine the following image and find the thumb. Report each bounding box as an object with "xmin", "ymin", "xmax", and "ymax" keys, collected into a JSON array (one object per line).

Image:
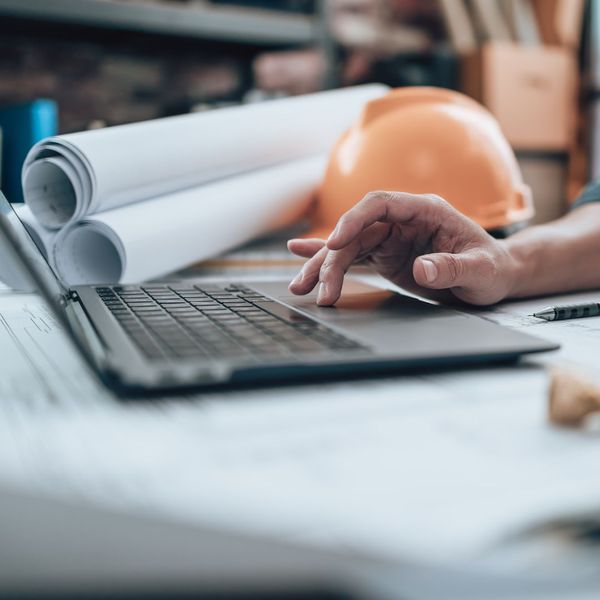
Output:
[{"xmin": 413, "ymin": 252, "xmax": 477, "ymax": 290}]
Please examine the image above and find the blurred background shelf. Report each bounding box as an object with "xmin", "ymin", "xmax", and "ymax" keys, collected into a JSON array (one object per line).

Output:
[
  {"xmin": 0, "ymin": 0, "xmax": 591, "ymax": 223},
  {"xmin": 0, "ymin": 0, "xmax": 317, "ymax": 45}
]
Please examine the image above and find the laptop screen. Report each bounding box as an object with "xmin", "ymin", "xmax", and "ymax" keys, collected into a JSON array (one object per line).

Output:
[{"xmin": 0, "ymin": 191, "xmax": 67, "ymax": 309}]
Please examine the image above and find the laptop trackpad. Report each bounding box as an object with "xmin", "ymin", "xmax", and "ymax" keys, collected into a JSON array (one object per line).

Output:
[
  {"xmin": 249, "ymin": 279, "xmax": 539, "ymax": 356},
  {"xmin": 254, "ymin": 279, "xmax": 460, "ymax": 325}
]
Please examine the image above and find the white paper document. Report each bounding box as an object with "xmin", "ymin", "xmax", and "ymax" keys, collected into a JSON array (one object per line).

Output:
[
  {"xmin": 476, "ymin": 289, "xmax": 600, "ymax": 377},
  {"xmin": 1, "ymin": 288, "xmax": 600, "ymax": 576}
]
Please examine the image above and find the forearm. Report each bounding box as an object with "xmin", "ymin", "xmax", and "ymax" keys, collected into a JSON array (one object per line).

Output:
[{"xmin": 504, "ymin": 203, "xmax": 600, "ymax": 298}]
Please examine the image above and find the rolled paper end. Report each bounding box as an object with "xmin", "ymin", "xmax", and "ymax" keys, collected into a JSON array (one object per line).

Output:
[
  {"xmin": 548, "ymin": 368, "xmax": 600, "ymax": 427},
  {"xmin": 23, "ymin": 159, "xmax": 77, "ymax": 230},
  {"xmin": 55, "ymin": 225, "xmax": 123, "ymax": 286}
]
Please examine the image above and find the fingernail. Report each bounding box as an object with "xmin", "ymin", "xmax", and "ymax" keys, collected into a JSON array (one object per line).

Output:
[
  {"xmin": 317, "ymin": 282, "xmax": 328, "ymax": 304},
  {"xmin": 290, "ymin": 272, "xmax": 303, "ymax": 286},
  {"xmin": 421, "ymin": 259, "xmax": 438, "ymax": 283}
]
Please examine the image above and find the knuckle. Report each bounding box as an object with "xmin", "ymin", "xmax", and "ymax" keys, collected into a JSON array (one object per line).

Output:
[
  {"xmin": 336, "ymin": 213, "xmax": 350, "ymax": 229},
  {"xmin": 363, "ymin": 190, "xmax": 396, "ymax": 206},
  {"xmin": 357, "ymin": 193, "xmax": 372, "ymax": 209},
  {"xmin": 378, "ymin": 190, "xmax": 400, "ymax": 205},
  {"xmin": 424, "ymin": 194, "xmax": 450, "ymax": 209},
  {"xmin": 480, "ymin": 252, "xmax": 499, "ymax": 277},
  {"xmin": 363, "ymin": 190, "xmax": 381, "ymax": 203},
  {"xmin": 319, "ymin": 256, "xmax": 339, "ymax": 280},
  {"xmin": 445, "ymin": 254, "xmax": 463, "ymax": 281},
  {"xmin": 304, "ymin": 252, "xmax": 326, "ymax": 277},
  {"xmin": 361, "ymin": 191, "xmax": 380, "ymax": 210}
]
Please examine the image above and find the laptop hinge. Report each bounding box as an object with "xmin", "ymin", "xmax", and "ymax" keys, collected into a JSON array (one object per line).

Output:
[{"xmin": 64, "ymin": 291, "xmax": 108, "ymax": 368}]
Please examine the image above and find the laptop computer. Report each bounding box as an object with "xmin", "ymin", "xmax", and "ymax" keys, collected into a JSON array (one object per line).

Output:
[{"xmin": 0, "ymin": 191, "xmax": 558, "ymax": 394}]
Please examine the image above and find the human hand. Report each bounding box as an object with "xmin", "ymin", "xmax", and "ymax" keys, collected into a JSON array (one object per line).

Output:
[{"xmin": 288, "ymin": 192, "xmax": 520, "ymax": 306}]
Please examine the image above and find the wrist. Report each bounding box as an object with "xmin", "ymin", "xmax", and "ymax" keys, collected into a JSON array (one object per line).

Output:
[{"xmin": 500, "ymin": 233, "xmax": 541, "ymax": 299}]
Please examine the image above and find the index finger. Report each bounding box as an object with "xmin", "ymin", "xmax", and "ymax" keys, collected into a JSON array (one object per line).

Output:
[{"xmin": 326, "ymin": 191, "xmax": 452, "ymax": 251}]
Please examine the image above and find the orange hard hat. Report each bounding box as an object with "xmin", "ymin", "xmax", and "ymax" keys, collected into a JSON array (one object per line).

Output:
[{"xmin": 310, "ymin": 87, "xmax": 533, "ymax": 238}]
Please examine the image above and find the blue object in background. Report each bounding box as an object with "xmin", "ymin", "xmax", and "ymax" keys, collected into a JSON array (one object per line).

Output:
[{"xmin": 0, "ymin": 99, "xmax": 58, "ymax": 203}]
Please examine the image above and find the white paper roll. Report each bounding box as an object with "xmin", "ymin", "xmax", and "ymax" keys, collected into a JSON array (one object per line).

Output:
[
  {"xmin": 23, "ymin": 85, "xmax": 388, "ymax": 229},
  {"xmin": 53, "ymin": 156, "xmax": 326, "ymax": 285}
]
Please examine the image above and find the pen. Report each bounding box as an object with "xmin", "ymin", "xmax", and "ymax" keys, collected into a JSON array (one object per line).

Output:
[{"xmin": 532, "ymin": 302, "xmax": 600, "ymax": 321}]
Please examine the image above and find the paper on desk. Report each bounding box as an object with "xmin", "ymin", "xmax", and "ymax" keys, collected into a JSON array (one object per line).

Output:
[
  {"xmin": 52, "ymin": 156, "xmax": 325, "ymax": 284},
  {"xmin": 3, "ymin": 292, "xmax": 600, "ymax": 573},
  {"xmin": 475, "ymin": 290, "xmax": 600, "ymax": 377},
  {"xmin": 22, "ymin": 85, "xmax": 388, "ymax": 229}
]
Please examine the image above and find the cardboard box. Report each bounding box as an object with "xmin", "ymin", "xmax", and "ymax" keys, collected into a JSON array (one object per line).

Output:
[{"xmin": 463, "ymin": 42, "xmax": 578, "ymax": 151}]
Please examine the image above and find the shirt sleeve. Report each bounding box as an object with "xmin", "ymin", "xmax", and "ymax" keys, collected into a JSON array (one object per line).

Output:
[{"xmin": 572, "ymin": 180, "xmax": 600, "ymax": 209}]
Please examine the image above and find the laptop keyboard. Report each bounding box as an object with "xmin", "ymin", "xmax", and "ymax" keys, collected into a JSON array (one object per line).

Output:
[{"xmin": 95, "ymin": 284, "xmax": 369, "ymax": 361}]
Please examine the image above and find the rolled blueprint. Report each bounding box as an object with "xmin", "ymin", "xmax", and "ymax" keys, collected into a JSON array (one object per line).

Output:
[
  {"xmin": 53, "ymin": 156, "xmax": 326, "ymax": 285},
  {"xmin": 23, "ymin": 84, "xmax": 388, "ymax": 229}
]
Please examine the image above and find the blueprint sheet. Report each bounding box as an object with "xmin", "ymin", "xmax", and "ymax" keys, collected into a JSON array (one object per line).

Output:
[
  {"xmin": 476, "ymin": 289, "xmax": 600, "ymax": 377},
  {"xmin": 1, "ymin": 281, "xmax": 600, "ymax": 583}
]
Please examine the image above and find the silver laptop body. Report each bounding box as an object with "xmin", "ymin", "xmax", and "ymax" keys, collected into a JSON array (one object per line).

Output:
[{"xmin": 0, "ymin": 192, "xmax": 558, "ymax": 395}]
